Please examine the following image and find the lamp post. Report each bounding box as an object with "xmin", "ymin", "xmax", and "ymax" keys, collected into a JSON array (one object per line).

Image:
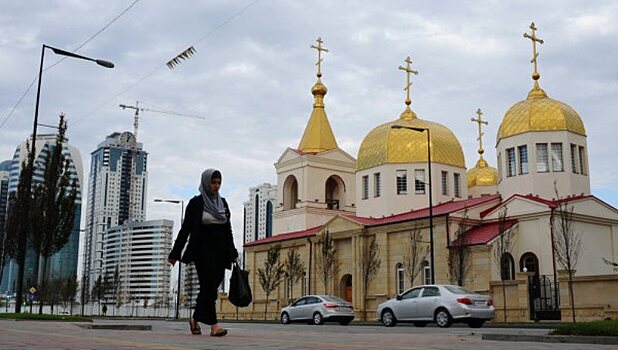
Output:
[
  {"xmin": 391, "ymin": 125, "xmax": 435, "ymax": 284},
  {"xmin": 13, "ymin": 44, "xmax": 113, "ymax": 314},
  {"xmin": 154, "ymin": 198, "xmax": 184, "ymax": 320}
]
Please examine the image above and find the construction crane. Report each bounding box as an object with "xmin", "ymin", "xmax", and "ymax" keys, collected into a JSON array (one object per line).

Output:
[{"xmin": 119, "ymin": 101, "xmax": 205, "ymax": 142}]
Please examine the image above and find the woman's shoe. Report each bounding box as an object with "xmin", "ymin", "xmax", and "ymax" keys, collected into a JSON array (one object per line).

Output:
[
  {"xmin": 210, "ymin": 328, "xmax": 228, "ymax": 337},
  {"xmin": 189, "ymin": 318, "xmax": 202, "ymax": 335}
]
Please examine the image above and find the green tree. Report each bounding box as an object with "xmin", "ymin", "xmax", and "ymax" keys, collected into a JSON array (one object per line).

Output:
[
  {"xmin": 283, "ymin": 248, "xmax": 305, "ymax": 303},
  {"xmin": 257, "ymin": 244, "xmax": 284, "ymax": 320},
  {"xmin": 30, "ymin": 115, "xmax": 78, "ymax": 314},
  {"xmin": 3, "ymin": 155, "xmax": 34, "ymax": 313}
]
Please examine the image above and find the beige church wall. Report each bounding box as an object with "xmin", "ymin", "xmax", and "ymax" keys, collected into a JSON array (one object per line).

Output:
[
  {"xmin": 570, "ymin": 199, "xmax": 618, "ymax": 221},
  {"xmin": 488, "ymin": 272, "xmax": 534, "ymax": 323},
  {"xmin": 496, "ymin": 131, "xmax": 590, "ymax": 200},
  {"xmin": 273, "ymin": 208, "xmax": 341, "ymax": 234},
  {"xmin": 571, "ymin": 220, "xmax": 617, "ymax": 276},
  {"xmin": 558, "ymin": 270, "xmax": 618, "ymax": 322},
  {"xmin": 356, "ymin": 163, "xmax": 468, "ymax": 218}
]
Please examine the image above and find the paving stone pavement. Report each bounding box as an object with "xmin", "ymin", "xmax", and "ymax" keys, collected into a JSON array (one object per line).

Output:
[{"xmin": 0, "ymin": 319, "xmax": 616, "ymax": 350}]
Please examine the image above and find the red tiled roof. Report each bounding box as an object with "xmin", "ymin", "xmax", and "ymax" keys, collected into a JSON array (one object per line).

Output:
[
  {"xmin": 345, "ymin": 194, "xmax": 501, "ymax": 227},
  {"xmin": 454, "ymin": 220, "xmax": 518, "ymax": 246},
  {"xmin": 244, "ymin": 226, "xmax": 321, "ymax": 247}
]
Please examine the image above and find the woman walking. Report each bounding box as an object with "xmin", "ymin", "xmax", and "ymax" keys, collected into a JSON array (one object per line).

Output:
[{"xmin": 168, "ymin": 168, "xmax": 238, "ymax": 337}]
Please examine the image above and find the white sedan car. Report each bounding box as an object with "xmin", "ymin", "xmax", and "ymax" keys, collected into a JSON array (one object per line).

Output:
[{"xmin": 376, "ymin": 285, "xmax": 495, "ymax": 328}]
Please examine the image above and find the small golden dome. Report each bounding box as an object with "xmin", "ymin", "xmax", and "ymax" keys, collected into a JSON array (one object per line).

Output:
[
  {"xmin": 467, "ymin": 158, "xmax": 498, "ymax": 187},
  {"xmin": 357, "ymin": 108, "xmax": 465, "ymax": 171},
  {"xmin": 498, "ymin": 86, "xmax": 586, "ymax": 140},
  {"xmin": 311, "ymin": 79, "xmax": 328, "ymax": 96}
]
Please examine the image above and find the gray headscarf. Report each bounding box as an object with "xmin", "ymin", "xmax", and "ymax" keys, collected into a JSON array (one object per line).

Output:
[{"xmin": 198, "ymin": 168, "xmax": 227, "ymax": 223}]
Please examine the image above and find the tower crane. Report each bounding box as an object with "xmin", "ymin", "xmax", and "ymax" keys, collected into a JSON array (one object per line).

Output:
[{"xmin": 119, "ymin": 101, "xmax": 205, "ymax": 142}]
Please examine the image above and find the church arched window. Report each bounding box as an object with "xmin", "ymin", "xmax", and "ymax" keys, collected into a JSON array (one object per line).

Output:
[
  {"xmin": 325, "ymin": 175, "xmax": 345, "ymax": 210},
  {"xmin": 396, "ymin": 263, "xmax": 404, "ymax": 294},
  {"xmin": 283, "ymin": 175, "xmax": 298, "ymax": 210},
  {"xmin": 500, "ymin": 253, "xmax": 515, "ymax": 280}
]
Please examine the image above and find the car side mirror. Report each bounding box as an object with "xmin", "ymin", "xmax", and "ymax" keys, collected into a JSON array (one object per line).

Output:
[{"xmin": 396, "ymin": 294, "xmax": 402, "ymax": 301}]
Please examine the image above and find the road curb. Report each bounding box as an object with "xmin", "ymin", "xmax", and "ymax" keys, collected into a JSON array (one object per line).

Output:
[
  {"xmin": 482, "ymin": 333, "xmax": 618, "ymax": 345},
  {"xmin": 74, "ymin": 323, "xmax": 151, "ymax": 331}
]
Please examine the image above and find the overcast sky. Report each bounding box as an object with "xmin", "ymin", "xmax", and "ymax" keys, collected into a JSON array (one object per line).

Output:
[{"xmin": 2, "ymin": 1, "xmax": 618, "ymax": 261}]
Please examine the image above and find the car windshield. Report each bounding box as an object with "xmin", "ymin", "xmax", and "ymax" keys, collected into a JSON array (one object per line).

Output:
[
  {"xmin": 444, "ymin": 285, "xmax": 475, "ymax": 294},
  {"xmin": 321, "ymin": 295, "xmax": 348, "ymax": 303}
]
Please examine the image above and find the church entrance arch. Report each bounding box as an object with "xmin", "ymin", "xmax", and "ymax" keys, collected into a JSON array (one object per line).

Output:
[
  {"xmin": 283, "ymin": 175, "xmax": 298, "ymax": 210},
  {"xmin": 325, "ymin": 175, "xmax": 345, "ymax": 210},
  {"xmin": 339, "ymin": 274, "xmax": 352, "ymax": 302}
]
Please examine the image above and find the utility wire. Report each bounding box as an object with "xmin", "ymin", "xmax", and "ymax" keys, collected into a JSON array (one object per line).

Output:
[
  {"xmin": 0, "ymin": 0, "xmax": 142, "ymax": 130},
  {"xmin": 73, "ymin": 0, "xmax": 260, "ymax": 125}
]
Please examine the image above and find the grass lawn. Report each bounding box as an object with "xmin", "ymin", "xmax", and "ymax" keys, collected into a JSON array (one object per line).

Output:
[
  {"xmin": 0, "ymin": 313, "xmax": 92, "ymax": 322},
  {"xmin": 551, "ymin": 319, "xmax": 618, "ymax": 337}
]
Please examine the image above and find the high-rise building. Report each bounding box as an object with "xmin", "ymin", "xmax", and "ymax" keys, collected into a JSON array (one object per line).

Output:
[
  {"xmin": 1, "ymin": 135, "xmax": 83, "ymax": 293},
  {"xmin": 83, "ymin": 131, "xmax": 148, "ymax": 297},
  {"xmin": 243, "ymin": 183, "xmax": 277, "ymax": 244},
  {"xmin": 0, "ymin": 160, "xmax": 11, "ymax": 293},
  {"xmin": 101, "ymin": 219, "xmax": 172, "ymax": 304}
]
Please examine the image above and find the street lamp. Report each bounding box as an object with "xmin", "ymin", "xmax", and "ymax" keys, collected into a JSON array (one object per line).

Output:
[
  {"xmin": 391, "ymin": 125, "xmax": 435, "ymax": 284},
  {"xmin": 13, "ymin": 44, "xmax": 114, "ymax": 314},
  {"xmin": 154, "ymin": 198, "xmax": 184, "ymax": 320}
]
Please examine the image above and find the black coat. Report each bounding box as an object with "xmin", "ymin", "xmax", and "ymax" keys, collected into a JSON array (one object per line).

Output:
[{"xmin": 169, "ymin": 195, "xmax": 238, "ymax": 269}]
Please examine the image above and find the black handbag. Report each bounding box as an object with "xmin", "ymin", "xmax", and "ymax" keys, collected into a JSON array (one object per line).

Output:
[{"xmin": 228, "ymin": 263, "xmax": 252, "ymax": 307}]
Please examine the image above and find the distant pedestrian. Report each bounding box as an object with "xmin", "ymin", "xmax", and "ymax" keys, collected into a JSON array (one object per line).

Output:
[
  {"xmin": 102, "ymin": 304, "xmax": 107, "ymax": 316},
  {"xmin": 168, "ymin": 168, "xmax": 239, "ymax": 337}
]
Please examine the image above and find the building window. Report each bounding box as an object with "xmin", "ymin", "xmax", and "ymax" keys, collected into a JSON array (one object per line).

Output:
[
  {"xmin": 254, "ymin": 194, "xmax": 259, "ymax": 238},
  {"xmin": 301, "ymin": 272, "xmax": 307, "ymax": 296},
  {"xmin": 536, "ymin": 143, "xmax": 549, "ymax": 172},
  {"xmin": 415, "ymin": 169, "xmax": 425, "ymax": 194},
  {"xmin": 579, "ymin": 146, "xmax": 586, "ymax": 175},
  {"xmin": 570, "ymin": 144, "xmax": 579, "ymax": 174},
  {"xmin": 373, "ymin": 173, "xmax": 381, "ymax": 198},
  {"xmin": 362, "ymin": 176, "xmax": 369, "ymax": 200},
  {"xmin": 422, "ymin": 261, "xmax": 431, "ymax": 285},
  {"xmin": 441, "ymin": 171, "xmax": 448, "ymax": 195},
  {"xmin": 266, "ymin": 201, "xmax": 273, "ymax": 238},
  {"xmin": 396, "ymin": 263, "xmax": 405, "ymax": 294},
  {"xmin": 396, "ymin": 170, "xmax": 407, "ymax": 195},
  {"xmin": 454, "ymin": 173, "xmax": 461, "ymax": 198},
  {"xmin": 497, "ymin": 152, "xmax": 502, "ymax": 180},
  {"xmin": 506, "ymin": 148, "xmax": 516, "ymax": 177},
  {"xmin": 518, "ymin": 145, "xmax": 528, "ymax": 174},
  {"xmin": 500, "ymin": 253, "xmax": 515, "ymax": 280},
  {"xmin": 551, "ymin": 143, "xmax": 564, "ymax": 172}
]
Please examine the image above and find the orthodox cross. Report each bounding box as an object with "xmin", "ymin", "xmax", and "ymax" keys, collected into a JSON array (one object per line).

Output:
[
  {"xmin": 523, "ymin": 22, "xmax": 544, "ymax": 81},
  {"xmin": 471, "ymin": 108, "xmax": 488, "ymax": 156},
  {"xmin": 398, "ymin": 56, "xmax": 418, "ymax": 105},
  {"xmin": 310, "ymin": 37, "xmax": 329, "ymax": 78}
]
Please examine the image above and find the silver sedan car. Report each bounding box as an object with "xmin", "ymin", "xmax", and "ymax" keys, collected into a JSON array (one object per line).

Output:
[
  {"xmin": 376, "ymin": 285, "xmax": 495, "ymax": 328},
  {"xmin": 280, "ymin": 295, "xmax": 355, "ymax": 325}
]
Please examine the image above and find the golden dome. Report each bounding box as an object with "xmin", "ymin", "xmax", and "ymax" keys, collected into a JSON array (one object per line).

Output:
[
  {"xmin": 298, "ymin": 78, "xmax": 338, "ymax": 153},
  {"xmin": 467, "ymin": 158, "xmax": 498, "ymax": 187},
  {"xmin": 357, "ymin": 106, "xmax": 466, "ymax": 171},
  {"xmin": 498, "ymin": 85, "xmax": 586, "ymax": 140}
]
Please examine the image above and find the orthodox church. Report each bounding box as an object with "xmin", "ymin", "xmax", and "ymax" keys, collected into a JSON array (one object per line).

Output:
[{"xmin": 236, "ymin": 26, "xmax": 618, "ymax": 323}]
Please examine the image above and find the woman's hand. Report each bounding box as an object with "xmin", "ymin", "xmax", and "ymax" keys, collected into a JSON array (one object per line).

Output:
[{"xmin": 168, "ymin": 257, "xmax": 177, "ymax": 266}]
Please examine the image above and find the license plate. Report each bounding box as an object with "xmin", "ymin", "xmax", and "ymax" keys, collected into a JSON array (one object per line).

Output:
[{"xmin": 474, "ymin": 300, "xmax": 486, "ymax": 306}]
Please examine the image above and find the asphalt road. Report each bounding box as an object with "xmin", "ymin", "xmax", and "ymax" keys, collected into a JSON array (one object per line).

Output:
[{"xmin": 0, "ymin": 319, "xmax": 613, "ymax": 349}]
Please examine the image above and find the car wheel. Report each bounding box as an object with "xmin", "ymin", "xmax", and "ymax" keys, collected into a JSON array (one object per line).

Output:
[
  {"xmin": 339, "ymin": 320, "xmax": 351, "ymax": 326},
  {"xmin": 312, "ymin": 312, "xmax": 324, "ymax": 325},
  {"xmin": 468, "ymin": 319, "xmax": 485, "ymax": 328},
  {"xmin": 413, "ymin": 322, "xmax": 427, "ymax": 327},
  {"xmin": 280, "ymin": 312, "xmax": 290, "ymax": 325},
  {"xmin": 434, "ymin": 308, "xmax": 452, "ymax": 328},
  {"xmin": 381, "ymin": 309, "xmax": 397, "ymax": 327}
]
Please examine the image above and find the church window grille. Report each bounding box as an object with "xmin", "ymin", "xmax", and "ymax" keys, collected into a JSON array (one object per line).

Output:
[
  {"xmin": 373, "ymin": 173, "xmax": 381, "ymax": 198},
  {"xmin": 579, "ymin": 146, "xmax": 586, "ymax": 175},
  {"xmin": 362, "ymin": 176, "xmax": 369, "ymax": 200},
  {"xmin": 422, "ymin": 261, "xmax": 431, "ymax": 285},
  {"xmin": 518, "ymin": 145, "xmax": 528, "ymax": 174},
  {"xmin": 506, "ymin": 148, "xmax": 516, "ymax": 177},
  {"xmin": 415, "ymin": 170, "xmax": 425, "ymax": 194},
  {"xmin": 441, "ymin": 171, "xmax": 448, "ymax": 195},
  {"xmin": 570, "ymin": 144, "xmax": 579, "ymax": 174},
  {"xmin": 551, "ymin": 143, "xmax": 564, "ymax": 172},
  {"xmin": 396, "ymin": 263, "xmax": 405, "ymax": 294},
  {"xmin": 536, "ymin": 144, "xmax": 549, "ymax": 172},
  {"xmin": 396, "ymin": 170, "xmax": 407, "ymax": 195},
  {"xmin": 454, "ymin": 173, "xmax": 461, "ymax": 198}
]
